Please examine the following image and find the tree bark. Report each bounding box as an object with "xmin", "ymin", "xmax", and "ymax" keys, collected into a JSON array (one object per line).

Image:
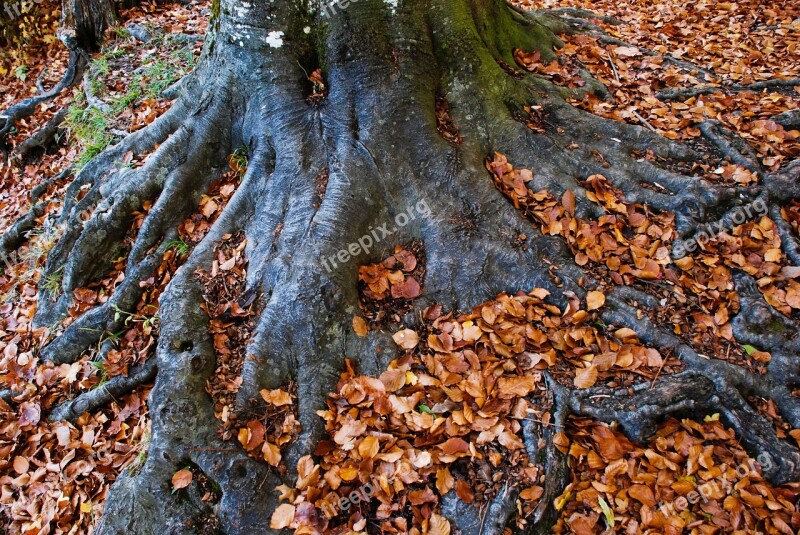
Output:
[
  {"xmin": 59, "ymin": 0, "xmax": 117, "ymax": 51},
  {"xmin": 3, "ymin": 0, "xmax": 799, "ymax": 533}
]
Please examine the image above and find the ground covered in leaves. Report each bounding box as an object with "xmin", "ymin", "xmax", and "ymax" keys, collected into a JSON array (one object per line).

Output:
[
  {"xmin": 0, "ymin": 2, "xmax": 209, "ymax": 532},
  {"xmin": 0, "ymin": 0, "xmax": 799, "ymax": 534}
]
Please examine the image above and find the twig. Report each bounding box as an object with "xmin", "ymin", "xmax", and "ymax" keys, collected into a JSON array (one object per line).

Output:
[
  {"xmin": 631, "ymin": 109, "xmax": 657, "ymax": 133},
  {"xmin": 605, "ymin": 51, "xmax": 620, "ymax": 84}
]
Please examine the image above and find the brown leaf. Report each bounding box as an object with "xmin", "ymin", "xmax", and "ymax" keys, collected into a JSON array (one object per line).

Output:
[
  {"xmin": 436, "ymin": 467, "xmax": 455, "ymax": 495},
  {"xmin": 628, "ymin": 484, "xmax": 656, "ymax": 507},
  {"xmin": 263, "ymin": 441, "xmax": 282, "ymax": 467},
  {"xmin": 358, "ymin": 435, "xmax": 380, "ymax": 459},
  {"xmin": 12, "ymin": 456, "xmax": 28, "ymax": 475},
  {"xmin": 562, "ymin": 189, "xmax": 576, "ymax": 215},
  {"xmin": 352, "ymin": 315, "xmax": 368, "ymax": 337},
  {"xmin": 391, "ymin": 276, "xmax": 421, "ymax": 299},
  {"xmin": 593, "ymin": 426, "xmax": 625, "ymax": 461},
  {"xmin": 497, "ymin": 375, "xmax": 537, "ymax": 397},
  {"xmin": 439, "ymin": 437, "xmax": 470, "ymax": 455},
  {"xmin": 428, "ymin": 513, "xmax": 451, "ymax": 535},
  {"xmin": 574, "ymin": 365, "xmax": 598, "ymax": 389},
  {"xmin": 333, "ymin": 419, "xmax": 367, "ymax": 445},
  {"xmin": 392, "ymin": 329, "xmax": 419, "ymax": 349},
  {"xmin": 520, "ymin": 486, "xmax": 544, "ymax": 501},
  {"xmin": 260, "ymin": 388, "xmax": 293, "ymax": 407},
  {"xmin": 172, "ymin": 469, "xmax": 193, "ymax": 490},
  {"xmin": 586, "ymin": 290, "xmax": 606, "ymax": 311},
  {"xmin": 270, "ymin": 503, "xmax": 296, "ymax": 529},
  {"xmin": 455, "ymin": 479, "xmax": 475, "ymax": 503}
]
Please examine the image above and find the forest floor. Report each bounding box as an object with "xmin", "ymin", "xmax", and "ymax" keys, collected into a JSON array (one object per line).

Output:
[{"xmin": 0, "ymin": 1, "xmax": 798, "ymax": 534}]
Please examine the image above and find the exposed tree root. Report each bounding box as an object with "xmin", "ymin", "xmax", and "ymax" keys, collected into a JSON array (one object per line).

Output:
[
  {"xmin": 596, "ymin": 286, "xmax": 800, "ymax": 484},
  {"xmin": 656, "ymin": 77, "xmax": 800, "ymax": 102},
  {"xmin": 698, "ymin": 119, "xmax": 763, "ymax": 174},
  {"xmin": 773, "ymin": 109, "xmax": 800, "ymax": 130},
  {"xmin": 3, "ymin": 0, "xmax": 797, "ymax": 533},
  {"xmin": 49, "ymin": 357, "xmax": 157, "ymax": 422},
  {"xmin": 0, "ymin": 46, "xmax": 87, "ymax": 148},
  {"xmin": 16, "ymin": 107, "xmax": 69, "ymax": 157}
]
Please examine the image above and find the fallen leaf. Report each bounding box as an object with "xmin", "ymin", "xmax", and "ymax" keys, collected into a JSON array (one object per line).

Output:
[{"xmin": 172, "ymin": 469, "xmax": 193, "ymax": 490}]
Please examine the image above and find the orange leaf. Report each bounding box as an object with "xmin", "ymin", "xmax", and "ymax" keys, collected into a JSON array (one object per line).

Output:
[
  {"xmin": 574, "ymin": 365, "xmax": 598, "ymax": 388},
  {"xmin": 586, "ymin": 290, "xmax": 606, "ymax": 311},
  {"xmin": 392, "ymin": 329, "xmax": 419, "ymax": 349},
  {"xmin": 270, "ymin": 503, "xmax": 296, "ymax": 529},
  {"xmin": 171, "ymin": 469, "xmax": 193, "ymax": 490},
  {"xmin": 352, "ymin": 315, "xmax": 368, "ymax": 337}
]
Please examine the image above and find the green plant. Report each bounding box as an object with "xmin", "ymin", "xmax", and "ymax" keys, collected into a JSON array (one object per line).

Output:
[
  {"xmin": 112, "ymin": 26, "xmax": 131, "ymax": 40},
  {"xmin": 230, "ymin": 145, "xmax": 249, "ymax": 175},
  {"xmin": 14, "ymin": 64, "xmax": 28, "ymax": 81},
  {"xmin": 112, "ymin": 304, "xmax": 160, "ymax": 331},
  {"xmin": 164, "ymin": 238, "xmax": 190, "ymax": 256},
  {"xmin": 141, "ymin": 59, "xmax": 180, "ymax": 99},
  {"xmin": 88, "ymin": 360, "xmax": 109, "ymax": 387},
  {"xmin": 91, "ymin": 55, "xmax": 110, "ymax": 77},
  {"xmin": 64, "ymin": 103, "xmax": 116, "ymax": 169},
  {"xmin": 42, "ymin": 271, "xmax": 62, "ymax": 296},
  {"xmin": 110, "ymin": 86, "xmax": 142, "ymax": 113}
]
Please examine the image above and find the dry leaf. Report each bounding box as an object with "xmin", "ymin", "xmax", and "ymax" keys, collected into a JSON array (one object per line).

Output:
[
  {"xmin": 270, "ymin": 504, "xmax": 296, "ymax": 529},
  {"xmin": 574, "ymin": 365, "xmax": 598, "ymax": 388},
  {"xmin": 586, "ymin": 290, "xmax": 606, "ymax": 311},
  {"xmin": 171, "ymin": 469, "xmax": 193, "ymax": 490},
  {"xmin": 392, "ymin": 329, "xmax": 419, "ymax": 349}
]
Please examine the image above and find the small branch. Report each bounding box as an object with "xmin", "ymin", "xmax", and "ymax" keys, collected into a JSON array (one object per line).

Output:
[
  {"xmin": 631, "ymin": 109, "xmax": 657, "ymax": 133},
  {"xmin": 605, "ymin": 51, "xmax": 620, "ymax": 84}
]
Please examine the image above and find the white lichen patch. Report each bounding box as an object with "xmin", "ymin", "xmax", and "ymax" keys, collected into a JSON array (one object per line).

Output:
[{"xmin": 266, "ymin": 31, "xmax": 285, "ymax": 48}]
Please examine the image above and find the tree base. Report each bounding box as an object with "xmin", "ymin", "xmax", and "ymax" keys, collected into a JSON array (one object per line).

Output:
[{"xmin": 3, "ymin": 1, "xmax": 798, "ymax": 533}]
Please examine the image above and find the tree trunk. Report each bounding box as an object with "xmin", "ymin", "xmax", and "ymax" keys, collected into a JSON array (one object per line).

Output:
[
  {"xmin": 6, "ymin": 0, "xmax": 799, "ymax": 533},
  {"xmin": 59, "ymin": 0, "xmax": 117, "ymax": 51}
]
